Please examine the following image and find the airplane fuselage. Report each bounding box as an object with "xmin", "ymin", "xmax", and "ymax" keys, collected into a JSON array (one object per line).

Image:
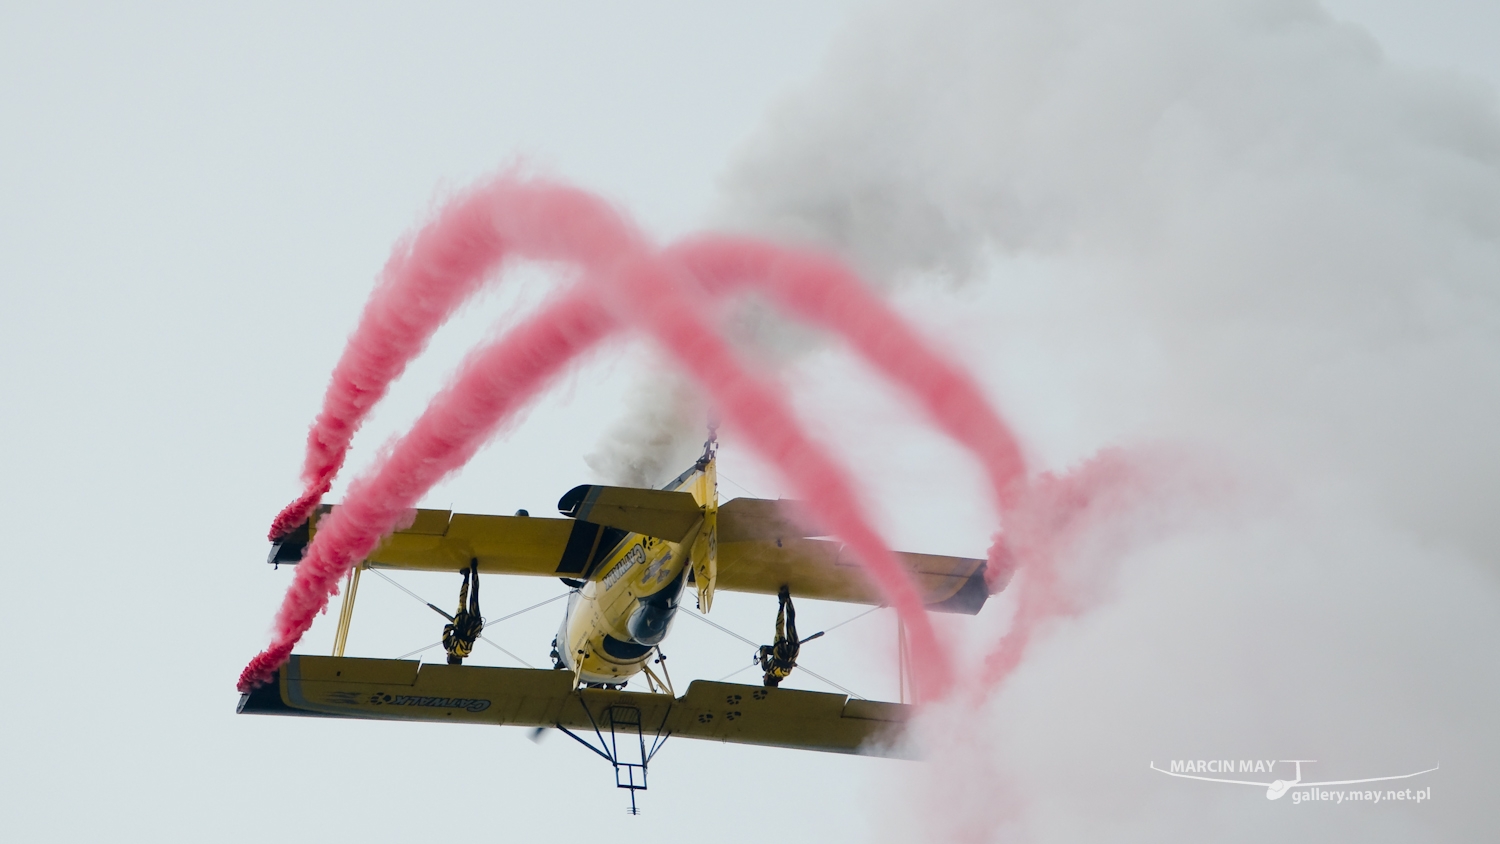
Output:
[
  {"xmin": 556, "ymin": 531, "xmax": 690, "ymax": 684},
  {"xmin": 554, "ymin": 464, "xmax": 707, "ymax": 686}
]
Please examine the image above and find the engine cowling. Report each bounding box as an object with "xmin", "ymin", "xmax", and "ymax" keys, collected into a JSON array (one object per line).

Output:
[{"xmin": 625, "ymin": 568, "xmax": 686, "ymax": 645}]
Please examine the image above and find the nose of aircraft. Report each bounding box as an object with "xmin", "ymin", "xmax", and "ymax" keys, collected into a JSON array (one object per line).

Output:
[
  {"xmin": 627, "ymin": 601, "xmax": 673, "ymax": 645},
  {"xmin": 1266, "ymin": 780, "xmax": 1291, "ymax": 800}
]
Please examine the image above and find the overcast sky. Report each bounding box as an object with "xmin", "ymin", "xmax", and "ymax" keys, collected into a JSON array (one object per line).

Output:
[{"xmin": 2, "ymin": 2, "xmax": 1496, "ymax": 842}]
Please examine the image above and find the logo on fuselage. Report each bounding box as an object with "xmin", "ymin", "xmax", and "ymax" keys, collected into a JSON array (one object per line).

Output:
[{"xmin": 602, "ymin": 542, "xmax": 648, "ymax": 590}]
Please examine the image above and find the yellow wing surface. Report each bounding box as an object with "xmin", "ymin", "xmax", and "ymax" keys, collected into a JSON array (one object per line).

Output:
[
  {"xmin": 238, "ymin": 655, "xmax": 911, "ymax": 758},
  {"xmin": 270, "ymin": 487, "xmax": 989, "ymax": 614},
  {"xmin": 271, "ymin": 506, "xmax": 633, "ymax": 579},
  {"xmin": 718, "ymin": 538, "xmax": 988, "ymax": 613}
]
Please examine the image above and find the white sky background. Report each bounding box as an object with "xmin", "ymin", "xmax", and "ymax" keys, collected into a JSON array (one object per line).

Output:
[{"xmin": 1, "ymin": 2, "xmax": 1497, "ymax": 842}]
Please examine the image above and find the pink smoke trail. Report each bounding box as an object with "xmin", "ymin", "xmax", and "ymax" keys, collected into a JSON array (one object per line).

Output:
[
  {"xmin": 601, "ymin": 254, "xmax": 958, "ymax": 697},
  {"xmin": 245, "ymin": 176, "xmax": 984, "ymax": 699},
  {"xmin": 247, "ymin": 266, "xmax": 954, "ymax": 696},
  {"xmin": 670, "ymin": 236, "xmax": 1028, "ymax": 590},
  {"xmin": 975, "ymin": 450, "xmax": 1155, "ymax": 693},
  {"xmin": 269, "ymin": 182, "xmax": 512, "ymax": 539},
  {"xmin": 269, "ymin": 176, "xmax": 638, "ymax": 540},
  {"xmin": 240, "ymin": 289, "xmax": 617, "ymax": 691},
  {"xmin": 669, "ymin": 238, "xmax": 1162, "ymax": 701}
]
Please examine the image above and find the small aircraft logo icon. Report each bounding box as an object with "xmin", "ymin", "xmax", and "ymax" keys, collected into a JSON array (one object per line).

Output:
[{"xmin": 1149, "ymin": 759, "xmax": 1439, "ymax": 800}]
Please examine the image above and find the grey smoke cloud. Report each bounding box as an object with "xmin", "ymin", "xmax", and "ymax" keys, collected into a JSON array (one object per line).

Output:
[
  {"xmin": 716, "ymin": 0, "xmax": 1500, "ymax": 557},
  {"xmin": 595, "ymin": 0, "xmax": 1500, "ymax": 838},
  {"xmin": 585, "ymin": 367, "xmax": 706, "ymax": 489}
]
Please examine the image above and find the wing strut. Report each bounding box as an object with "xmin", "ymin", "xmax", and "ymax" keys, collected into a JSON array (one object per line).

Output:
[{"xmin": 331, "ymin": 565, "xmax": 361, "ymax": 657}]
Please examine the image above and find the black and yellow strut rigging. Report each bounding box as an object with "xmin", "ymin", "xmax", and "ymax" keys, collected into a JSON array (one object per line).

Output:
[
  {"xmin": 758, "ymin": 585, "xmax": 799, "ymax": 687},
  {"xmin": 442, "ymin": 559, "xmax": 484, "ymax": 665}
]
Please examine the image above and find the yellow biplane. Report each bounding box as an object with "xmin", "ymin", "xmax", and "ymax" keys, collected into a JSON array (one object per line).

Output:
[{"xmin": 239, "ymin": 436, "xmax": 993, "ymax": 811}]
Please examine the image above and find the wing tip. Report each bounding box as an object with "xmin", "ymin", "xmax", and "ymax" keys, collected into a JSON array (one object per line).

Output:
[{"xmin": 925, "ymin": 562, "xmax": 990, "ymax": 614}]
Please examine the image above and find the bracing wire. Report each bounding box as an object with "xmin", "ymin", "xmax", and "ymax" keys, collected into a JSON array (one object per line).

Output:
[
  {"xmin": 486, "ymin": 591, "xmax": 569, "ymax": 625},
  {"xmin": 821, "ymin": 604, "xmax": 884, "ymax": 635},
  {"xmin": 476, "ymin": 634, "xmax": 535, "ymax": 669},
  {"xmin": 680, "ymin": 605, "xmax": 759, "ymax": 647},
  {"xmin": 791, "ymin": 664, "xmax": 864, "ymax": 700},
  {"xmin": 397, "ymin": 640, "xmax": 443, "ymax": 660},
  {"xmin": 715, "ymin": 662, "xmax": 756, "ymax": 683},
  {"xmin": 366, "ymin": 565, "xmax": 436, "ymax": 607},
  {"xmin": 715, "ymin": 472, "xmax": 761, "ymax": 499},
  {"xmin": 367, "ymin": 565, "xmax": 568, "ymax": 669},
  {"xmin": 680, "ymin": 607, "xmax": 866, "ymax": 699}
]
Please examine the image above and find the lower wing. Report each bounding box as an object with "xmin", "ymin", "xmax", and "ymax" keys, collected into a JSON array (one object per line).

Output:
[{"xmin": 238, "ymin": 654, "xmax": 913, "ymax": 758}]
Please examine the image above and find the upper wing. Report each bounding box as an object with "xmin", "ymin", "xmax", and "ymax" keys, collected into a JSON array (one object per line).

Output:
[
  {"xmin": 717, "ymin": 496, "xmax": 822, "ymax": 542},
  {"xmin": 553, "ymin": 490, "xmax": 827, "ymax": 544},
  {"xmin": 714, "ymin": 496, "xmax": 990, "ymax": 613},
  {"xmin": 557, "ymin": 484, "xmax": 702, "ymax": 540},
  {"xmin": 239, "ymin": 655, "xmax": 911, "ymax": 758},
  {"xmin": 716, "ymin": 537, "xmax": 990, "ymax": 614},
  {"xmin": 269, "ymin": 507, "xmax": 632, "ymax": 579},
  {"xmin": 268, "ymin": 495, "xmax": 993, "ymax": 613}
]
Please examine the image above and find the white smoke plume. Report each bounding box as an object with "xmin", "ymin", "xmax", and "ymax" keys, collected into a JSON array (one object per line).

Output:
[
  {"xmin": 610, "ymin": 0, "xmax": 1500, "ymax": 839},
  {"xmin": 585, "ymin": 367, "xmax": 707, "ymax": 488}
]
